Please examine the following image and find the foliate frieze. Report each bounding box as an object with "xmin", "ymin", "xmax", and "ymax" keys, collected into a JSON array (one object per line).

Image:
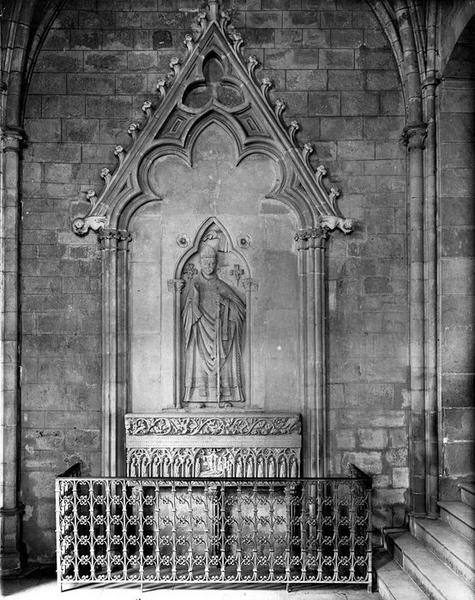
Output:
[{"xmin": 125, "ymin": 414, "xmax": 301, "ymax": 437}]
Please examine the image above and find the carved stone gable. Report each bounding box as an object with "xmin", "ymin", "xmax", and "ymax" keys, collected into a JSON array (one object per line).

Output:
[{"xmin": 72, "ymin": 0, "xmax": 352, "ymax": 237}]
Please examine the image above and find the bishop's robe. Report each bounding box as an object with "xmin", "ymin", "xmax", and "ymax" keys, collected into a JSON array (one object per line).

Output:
[{"xmin": 181, "ymin": 271, "xmax": 245, "ymax": 404}]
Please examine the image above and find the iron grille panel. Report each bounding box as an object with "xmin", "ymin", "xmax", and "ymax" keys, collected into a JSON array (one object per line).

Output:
[{"xmin": 56, "ymin": 470, "xmax": 371, "ymax": 590}]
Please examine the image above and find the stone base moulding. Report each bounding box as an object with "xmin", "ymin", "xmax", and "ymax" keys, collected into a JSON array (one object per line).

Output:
[{"xmin": 0, "ymin": 505, "xmax": 25, "ymax": 575}]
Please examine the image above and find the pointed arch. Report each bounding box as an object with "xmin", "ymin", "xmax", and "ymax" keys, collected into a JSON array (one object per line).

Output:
[{"xmin": 174, "ymin": 216, "xmax": 250, "ymax": 279}]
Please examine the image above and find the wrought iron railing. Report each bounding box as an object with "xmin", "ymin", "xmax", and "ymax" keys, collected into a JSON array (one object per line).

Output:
[{"xmin": 56, "ymin": 465, "xmax": 372, "ymax": 591}]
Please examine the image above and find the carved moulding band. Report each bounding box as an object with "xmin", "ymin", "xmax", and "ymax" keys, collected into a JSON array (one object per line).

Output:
[
  {"xmin": 125, "ymin": 413, "xmax": 301, "ymax": 436},
  {"xmin": 126, "ymin": 435, "xmax": 301, "ymax": 449}
]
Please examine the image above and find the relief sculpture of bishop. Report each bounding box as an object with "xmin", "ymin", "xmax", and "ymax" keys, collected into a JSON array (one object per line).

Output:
[{"xmin": 181, "ymin": 231, "xmax": 246, "ymax": 406}]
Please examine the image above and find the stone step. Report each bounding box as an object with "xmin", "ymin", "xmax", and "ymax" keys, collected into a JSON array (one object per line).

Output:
[
  {"xmin": 411, "ymin": 518, "xmax": 475, "ymax": 587},
  {"xmin": 377, "ymin": 556, "xmax": 429, "ymax": 600},
  {"xmin": 459, "ymin": 482, "xmax": 475, "ymax": 509},
  {"xmin": 438, "ymin": 501, "xmax": 475, "ymax": 541},
  {"xmin": 388, "ymin": 531, "xmax": 474, "ymax": 600}
]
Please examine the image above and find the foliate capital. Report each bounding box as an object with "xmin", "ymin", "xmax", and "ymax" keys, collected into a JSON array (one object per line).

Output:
[
  {"xmin": 1, "ymin": 127, "xmax": 26, "ymax": 152},
  {"xmin": 98, "ymin": 228, "xmax": 132, "ymax": 249},
  {"xmin": 294, "ymin": 226, "xmax": 328, "ymax": 250},
  {"xmin": 401, "ymin": 122, "xmax": 427, "ymax": 150}
]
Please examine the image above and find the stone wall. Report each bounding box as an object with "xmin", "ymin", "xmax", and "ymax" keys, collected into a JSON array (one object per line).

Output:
[
  {"xmin": 438, "ymin": 59, "xmax": 475, "ymax": 497},
  {"xmin": 21, "ymin": 0, "xmax": 408, "ymax": 561}
]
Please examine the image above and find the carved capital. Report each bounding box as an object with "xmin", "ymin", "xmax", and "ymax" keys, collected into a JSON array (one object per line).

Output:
[
  {"xmin": 294, "ymin": 226, "xmax": 328, "ymax": 250},
  {"xmin": 1, "ymin": 127, "xmax": 26, "ymax": 152},
  {"xmin": 401, "ymin": 122, "xmax": 427, "ymax": 150},
  {"xmin": 98, "ymin": 228, "xmax": 132, "ymax": 249}
]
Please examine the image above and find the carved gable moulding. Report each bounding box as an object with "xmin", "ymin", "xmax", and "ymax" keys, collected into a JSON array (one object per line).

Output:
[{"xmin": 72, "ymin": 0, "xmax": 353, "ymax": 238}]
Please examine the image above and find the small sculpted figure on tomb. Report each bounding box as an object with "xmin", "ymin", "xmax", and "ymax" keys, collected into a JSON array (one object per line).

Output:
[{"xmin": 181, "ymin": 240, "xmax": 245, "ymax": 406}]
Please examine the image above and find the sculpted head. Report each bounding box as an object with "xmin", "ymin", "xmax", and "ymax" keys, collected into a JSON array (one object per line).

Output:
[{"xmin": 199, "ymin": 244, "xmax": 217, "ymax": 276}]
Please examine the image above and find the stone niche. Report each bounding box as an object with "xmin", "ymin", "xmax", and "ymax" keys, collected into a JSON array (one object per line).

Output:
[
  {"xmin": 125, "ymin": 413, "xmax": 302, "ymax": 478},
  {"xmin": 129, "ymin": 124, "xmax": 300, "ymax": 414},
  {"xmin": 72, "ymin": 3, "xmax": 352, "ymax": 476}
]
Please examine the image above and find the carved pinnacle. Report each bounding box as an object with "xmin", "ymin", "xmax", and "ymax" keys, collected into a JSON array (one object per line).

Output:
[{"xmin": 208, "ymin": 0, "xmax": 218, "ymax": 21}]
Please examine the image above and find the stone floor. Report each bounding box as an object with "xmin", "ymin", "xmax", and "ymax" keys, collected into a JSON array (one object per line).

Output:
[{"xmin": 1, "ymin": 566, "xmax": 382, "ymax": 599}]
